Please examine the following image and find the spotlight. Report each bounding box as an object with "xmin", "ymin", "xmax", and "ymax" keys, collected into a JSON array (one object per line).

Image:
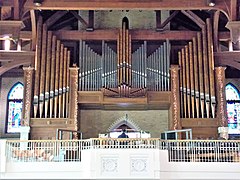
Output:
[
  {"xmin": 207, "ymin": 0, "xmax": 215, "ymax": 7},
  {"xmin": 33, "ymin": 0, "xmax": 43, "ymax": 7}
]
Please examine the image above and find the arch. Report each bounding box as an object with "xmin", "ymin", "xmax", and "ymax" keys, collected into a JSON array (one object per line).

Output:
[
  {"xmin": 226, "ymin": 83, "xmax": 240, "ymax": 100},
  {"xmin": 6, "ymin": 82, "xmax": 24, "ymax": 133},
  {"xmin": 122, "ymin": 16, "xmax": 129, "ymax": 29},
  {"xmin": 108, "ymin": 114, "xmax": 141, "ymax": 132}
]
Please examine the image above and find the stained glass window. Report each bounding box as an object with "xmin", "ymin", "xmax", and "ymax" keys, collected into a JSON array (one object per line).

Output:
[
  {"xmin": 6, "ymin": 82, "xmax": 23, "ymax": 133},
  {"xmin": 226, "ymin": 83, "xmax": 240, "ymax": 134},
  {"xmin": 226, "ymin": 84, "xmax": 240, "ymax": 100}
]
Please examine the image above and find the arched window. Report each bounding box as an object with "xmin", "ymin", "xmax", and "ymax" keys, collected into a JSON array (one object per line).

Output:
[
  {"xmin": 226, "ymin": 83, "xmax": 240, "ymax": 134},
  {"xmin": 6, "ymin": 82, "xmax": 24, "ymax": 133}
]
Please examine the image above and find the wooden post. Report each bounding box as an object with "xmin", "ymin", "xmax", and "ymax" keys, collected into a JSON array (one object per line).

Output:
[
  {"xmin": 215, "ymin": 67, "xmax": 227, "ymax": 127},
  {"xmin": 170, "ymin": 65, "xmax": 181, "ymax": 130},
  {"xmin": 215, "ymin": 66, "xmax": 228, "ymax": 139},
  {"xmin": 69, "ymin": 67, "xmax": 79, "ymax": 139},
  {"xmin": 22, "ymin": 67, "xmax": 34, "ymax": 126}
]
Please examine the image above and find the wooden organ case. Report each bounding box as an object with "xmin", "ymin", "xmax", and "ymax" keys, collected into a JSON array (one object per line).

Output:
[{"xmin": 23, "ymin": 16, "xmax": 227, "ymax": 140}]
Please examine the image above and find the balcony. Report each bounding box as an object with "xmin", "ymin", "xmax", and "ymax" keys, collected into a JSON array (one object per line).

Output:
[{"xmin": 1, "ymin": 138, "xmax": 240, "ymax": 179}]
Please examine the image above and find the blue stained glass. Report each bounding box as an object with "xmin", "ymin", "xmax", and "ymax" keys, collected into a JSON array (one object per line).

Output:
[
  {"xmin": 226, "ymin": 84, "xmax": 240, "ymax": 100},
  {"xmin": 8, "ymin": 83, "xmax": 23, "ymax": 100},
  {"xmin": 6, "ymin": 82, "xmax": 23, "ymax": 133},
  {"xmin": 226, "ymin": 84, "xmax": 240, "ymax": 134}
]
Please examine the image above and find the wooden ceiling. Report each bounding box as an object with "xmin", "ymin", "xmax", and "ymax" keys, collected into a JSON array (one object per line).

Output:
[{"xmin": 0, "ymin": 0, "xmax": 240, "ymax": 77}]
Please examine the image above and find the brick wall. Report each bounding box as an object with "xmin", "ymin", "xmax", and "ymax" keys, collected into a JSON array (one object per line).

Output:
[
  {"xmin": 79, "ymin": 109, "xmax": 168, "ymax": 138},
  {"xmin": 78, "ymin": 10, "xmax": 170, "ymax": 30}
]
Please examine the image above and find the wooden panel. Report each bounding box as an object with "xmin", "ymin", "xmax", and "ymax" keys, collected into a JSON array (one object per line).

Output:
[
  {"xmin": 190, "ymin": 127, "xmax": 218, "ymax": 139},
  {"xmin": 181, "ymin": 118, "xmax": 218, "ymax": 127},
  {"xmin": 30, "ymin": 118, "xmax": 74, "ymax": 127},
  {"xmin": 78, "ymin": 91, "xmax": 103, "ymax": 103},
  {"xmin": 78, "ymin": 91, "xmax": 171, "ymax": 109},
  {"xmin": 30, "ymin": 118, "xmax": 76, "ymax": 140},
  {"xmin": 147, "ymin": 91, "xmax": 171, "ymax": 103},
  {"xmin": 103, "ymin": 97, "xmax": 147, "ymax": 104}
]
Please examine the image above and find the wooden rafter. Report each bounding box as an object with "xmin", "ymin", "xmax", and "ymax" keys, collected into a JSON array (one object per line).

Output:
[
  {"xmin": 45, "ymin": 10, "xmax": 68, "ymax": 28},
  {"xmin": 157, "ymin": 10, "xmax": 179, "ymax": 31},
  {"xmin": 181, "ymin": 10, "xmax": 205, "ymax": 29},
  {"xmin": 51, "ymin": 17, "xmax": 75, "ymax": 30},
  {"xmin": 70, "ymin": 11, "xmax": 88, "ymax": 28}
]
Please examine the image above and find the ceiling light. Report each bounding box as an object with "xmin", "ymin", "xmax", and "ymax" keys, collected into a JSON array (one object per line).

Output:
[
  {"xmin": 207, "ymin": 0, "xmax": 215, "ymax": 7},
  {"xmin": 33, "ymin": 0, "xmax": 43, "ymax": 7}
]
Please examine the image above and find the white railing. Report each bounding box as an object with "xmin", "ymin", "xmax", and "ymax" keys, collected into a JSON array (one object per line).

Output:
[
  {"xmin": 167, "ymin": 140, "xmax": 240, "ymax": 162},
  {"xmin": 5, "ymin": 139, "xmax": 240, "ymax": 163}
]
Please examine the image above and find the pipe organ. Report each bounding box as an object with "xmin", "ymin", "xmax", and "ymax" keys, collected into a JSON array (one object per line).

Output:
[
  {"xmin": 178, "ymin": 18, "xmax": 216, "ymax": 119},
  {"xmin": 21, "ymin": 15, "xmax": 226, "ymax": 140},
  {"xmin": 78, "ymin": 21, "xmax": 171, "ymax": 97},
  {"xmin": 146, "ymin": 40, "xmax": 170, "ymax": 91},
  {"xmin": 33, "ymin": 16, "xmax": 71, "ymax": 119}
]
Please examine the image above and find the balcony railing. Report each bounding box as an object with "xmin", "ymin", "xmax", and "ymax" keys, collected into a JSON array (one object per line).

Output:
[{"xmin": 5, "ymin": 139, "xmax": 240, "ymax": 163}]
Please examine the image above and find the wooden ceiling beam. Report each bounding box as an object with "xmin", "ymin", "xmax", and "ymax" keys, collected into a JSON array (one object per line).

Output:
[
  {"xmin": 45, "ymin": 10, "xmax": 68, "ymax": 28},
  {"xmin": 21, "ymin": 30, "xmax": 230, "ymax": 41},
  {"xmin": 214, "ymin": 51, "xmax": 240, "ymax": 70},
  {"xmin": 53, "ymin": 30, "xmax": 198, "ymax": 41},
  {"xmin": 24, "ymin": 0, "xmax": 229, "ymax": 16}
]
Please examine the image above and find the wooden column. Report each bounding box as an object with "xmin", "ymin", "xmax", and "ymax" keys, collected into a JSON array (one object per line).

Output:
[
  {"xmin": 22, "ymin": 67, "xmax": 34, "ymax": 126},
  {"xmin": 215, "ymin": 66, "xmax": 227, "ymax": 127},
  {"xmin": 69, "ymin": 66, "xmax": 79, "ymax": 139},
  {"xmin": 170, "ymin": 65, "xmax": 181, "ymax": 130}
]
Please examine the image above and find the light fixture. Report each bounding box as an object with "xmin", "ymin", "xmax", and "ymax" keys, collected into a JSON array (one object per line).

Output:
[
  {"xmin": 226, "ymin": 21, "xmax": 240, "ymax": 44},
  {"xmin": 207, "ymin": 0, "xmax": 215, "ymax": 7},
  {"xmin": 3, "ymin": 35, "xmax": 11, "ymax": 51},
  {"xmin": 33, "ymin": 0, "xmax": 43, "ymax": 7}
]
